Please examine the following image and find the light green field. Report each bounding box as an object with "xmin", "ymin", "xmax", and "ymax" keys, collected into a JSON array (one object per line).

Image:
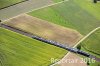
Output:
[
  {"xmin": 74, "ymin": 0, "xmax": 100, "ymax": 20},
  {"xmin": 0, "ymin": 27, "xmax": 66, "ymax": 66},
  {"xmin": 28, "ymin": 0, "xmax": 100, "ymax": 35},
  {"xmin": 79, "ymin": 28, "xmax": 100, "ymax": 66},
  {"xmin": 0, "ymin": 0, "xmax": 25, "ymax": 9},
  {"xmin": 89, "ymin": 62, "xmax": 100, "ymax": 66}
]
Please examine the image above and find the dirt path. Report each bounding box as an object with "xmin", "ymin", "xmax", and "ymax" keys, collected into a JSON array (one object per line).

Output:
[{"xmin": 0, "ymin": 0, "xmax": 53, "ymax": 21}]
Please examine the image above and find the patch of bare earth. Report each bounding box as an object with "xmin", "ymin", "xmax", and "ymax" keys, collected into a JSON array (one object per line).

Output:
[
  {"xmin": 55, "ymin": 52, "xmax": 87, "ymax": 66},
  {"xmin": 4, "ymin": 14, "xmax": 82, "ymax": 46}
]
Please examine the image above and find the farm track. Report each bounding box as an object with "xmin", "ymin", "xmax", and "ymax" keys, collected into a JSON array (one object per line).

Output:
[
  {"xmin": 1, "ymin": 24, "xmax": 100, "ymax": 62},
  {"xmin": 0, "ymin": 0, "xmax": 53, "ymax": 21}
]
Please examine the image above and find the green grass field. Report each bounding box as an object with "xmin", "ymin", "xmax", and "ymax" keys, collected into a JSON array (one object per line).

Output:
[
  {"xmin": 74, "ymin": 0, "xmax": 100, "ymax": 20},
  {"xmin": 0, "ymin": 0, "xmax": 25, "ymax": 9},
  {"xmin": 28, "ymin": 0, "xmax": 100, "ymax": 35},
  {"xmin": 79, "ymin": 28, "xmax": 100, "ymax": 66},
  {"xmin": 0, "ymin": 27, "xmax": 66, "ymax": 66}
]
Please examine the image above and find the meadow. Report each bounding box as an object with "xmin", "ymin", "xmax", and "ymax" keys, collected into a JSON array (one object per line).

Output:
[
  {"xmin": 28, "ymin": 0, "xmax": 100, "ymax": 35},
  {"xmin": 0, "ymin": 27, "xmax": 66, "ymax": 66}
]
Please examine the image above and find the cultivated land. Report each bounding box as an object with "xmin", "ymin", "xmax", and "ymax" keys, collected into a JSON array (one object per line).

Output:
[
  {"xmin": 79, "ymin": 28, "xmax": 100, "ymax": 66},
  {"xmin": 4, "ymin": 14, "xmax": 82, "ymax": 46},
  {"xmin": 27, "ymin": 0, "xmax": 100, "ymax": 66},
  {"xmin": 1, "ymin": 0, "xmax": 100, "ymax": 66},
  {"xmin": 0, "ymin": 0, "xmax": 25, "ymax": 9},
  {"xmin": 0, "ymin": 27, "xmax": 66, "ymax": 66},
  {"xmin": 74, "ymin": 0, "xmax": 100, "ymax": 20},
  {"xmin": 0, "ymin": 0, "xmax": 54, "ymax": 21},
  {"xmin": 28, "ymin": 0, "xmax": 100, "ymax": 35}
]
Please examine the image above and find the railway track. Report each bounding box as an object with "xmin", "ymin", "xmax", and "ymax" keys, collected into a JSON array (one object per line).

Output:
[{"xmin": 1, "ymin": 24, "xmax": 100, "ymax": 62}]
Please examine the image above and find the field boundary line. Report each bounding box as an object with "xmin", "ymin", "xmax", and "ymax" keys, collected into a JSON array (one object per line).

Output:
[
  {"xmin": 2, "ymin": 0, "xmax": 69, "ymax": 22},
  {"xmin": 0, "ymin": 0, "xmax": 28, "ymax": 10},
  {"xmin": 51, "ymin": 27, "xmax": 100, "ymax": 66},
  {"xmin": 74, "ymin": 27, "xmax": 100, "ymax": 48}
]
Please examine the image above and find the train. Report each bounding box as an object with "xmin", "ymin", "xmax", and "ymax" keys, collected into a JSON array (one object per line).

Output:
[{"xmin": 32, "ymin": 35, "xmax": 90, "ymax": 57}]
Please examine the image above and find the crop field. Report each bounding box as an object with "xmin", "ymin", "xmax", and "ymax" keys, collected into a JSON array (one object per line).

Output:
[
  {"xmin": 0, "ymin": 0, "xmax": 25, "ymax": 9},
  {"xmin": 79, "ymin": 28, "xmax": 100, "ymax": 66},
  {"xmin": 28, "ymin": 0, "xmax": 100, "ymax": 35},
  {"xmin": 74, "ymin": 0, "xmax": 100, "ymax": 20},
  {"xmin": 0, "ymin": 27, "xmax": 66, "ymax": 66},
  {"xmin": 4, "ymin": 14, "xmax": 82, "ymax": 46}
]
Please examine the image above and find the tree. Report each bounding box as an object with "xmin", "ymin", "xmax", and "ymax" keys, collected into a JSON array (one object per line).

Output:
[
  {"xmin": 77, "ymin": 44, "xmax": 81, "ymax": 50},
  {"xmin": 94, "ymin": 0, "xmax": 97, "ymax": 3}
]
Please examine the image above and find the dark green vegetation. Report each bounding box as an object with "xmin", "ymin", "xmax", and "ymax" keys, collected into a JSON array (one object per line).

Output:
[
  {"xmin": 0, "ymin": 0, "xmax": 25, "ymax": 9},
  {"xmin": 80, "ymin": 28, "xmax": 100, "ymax": 66},
  {"xmin": 28, "ymin": 0, "xmax": 100, "ymax": 35},
  {"xmin": 0, "ymin": 27, "xmax": 66, "ymax": 66}
]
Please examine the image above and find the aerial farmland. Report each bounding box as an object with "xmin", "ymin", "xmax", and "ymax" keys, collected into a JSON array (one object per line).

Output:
[
  {"xmin": 28, "ymin": 0, "xmax": 100, "ymax": 35},
  {"xmin": 0, "ymin": 0, "xmax": 100, "ymax": 66}
]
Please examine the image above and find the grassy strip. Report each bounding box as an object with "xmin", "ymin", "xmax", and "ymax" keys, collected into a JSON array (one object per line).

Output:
[
  {"xmin": 28, "ymin": 0, "xmax": 100, "ymax": 35},
  {"xmin": 0, "ymin": 0, "xmax": 27, "ymax": 9},
  {"xmin": 0, "ymin": 27, "xmax": 66, "ymax": 66}
]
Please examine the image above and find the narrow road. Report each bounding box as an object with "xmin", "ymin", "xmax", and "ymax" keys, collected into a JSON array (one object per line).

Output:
[{"xmin": 0, "ymin": 0, "xmax": 53, "ymax": 21}]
